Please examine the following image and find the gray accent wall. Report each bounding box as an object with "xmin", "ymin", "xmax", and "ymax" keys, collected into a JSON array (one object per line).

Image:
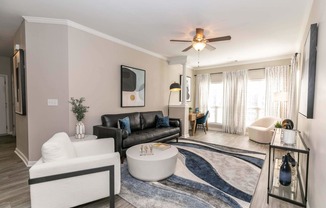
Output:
[
  {"xmin": 13, "ymin": 22, "xmax": 29, "ymax": 161},
  {"xmin": 25, "ymin": 22, "xmax": 70, "ymax": 161},
  {"xmin": 67, "ymin": 27, "xmax": 170, "ymax": 135}
]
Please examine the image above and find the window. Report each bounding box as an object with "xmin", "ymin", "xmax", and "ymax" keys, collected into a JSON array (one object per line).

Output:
[
  {"xmin": 246, "ymin": 79, "xmax": 266, "ymax": 126},
  {"xmin": 208, "ymin": 82, "xmax": 223, "ymax": 124}
]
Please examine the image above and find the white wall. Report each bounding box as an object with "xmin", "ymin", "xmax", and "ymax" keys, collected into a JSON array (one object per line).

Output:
[{"xmin": 297, "ymin": 0, "xmax": 326, "ymax": 207}]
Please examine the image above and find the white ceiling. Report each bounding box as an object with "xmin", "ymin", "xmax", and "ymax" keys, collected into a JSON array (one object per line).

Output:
[{"xmin": 0, "ymin": 0, "xmax": 312, "ymax": 68}]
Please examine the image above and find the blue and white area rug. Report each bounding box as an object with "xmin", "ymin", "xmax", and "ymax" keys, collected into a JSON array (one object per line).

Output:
[{"xmin": 119, "ymin": 139, "xmax": 265, "ymax": 208}]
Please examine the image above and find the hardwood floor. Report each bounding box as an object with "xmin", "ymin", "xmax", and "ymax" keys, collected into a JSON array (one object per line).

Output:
[{"xmin": 0, "ymin": 132, "xmax": 301, "ymax": 208}]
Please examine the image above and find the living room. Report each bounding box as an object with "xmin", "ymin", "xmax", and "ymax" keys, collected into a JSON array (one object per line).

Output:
[{"xmin": 0, "ymin": 0, "xmax": 325, "ymax": 208}]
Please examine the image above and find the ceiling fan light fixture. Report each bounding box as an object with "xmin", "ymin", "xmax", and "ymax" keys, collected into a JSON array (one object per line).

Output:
[{"xmin": 192, "ymin": 41, "xmax": 206, "ymax": 51}]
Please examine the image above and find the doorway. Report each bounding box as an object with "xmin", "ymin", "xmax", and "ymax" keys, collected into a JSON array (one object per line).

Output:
[{"xmin": 0, "ymin": 74, "xmax": 9, "ymax": 135}]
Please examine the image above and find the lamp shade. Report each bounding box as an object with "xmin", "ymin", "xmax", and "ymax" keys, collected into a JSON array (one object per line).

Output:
[
  {"xmin": 170, "ymin": 82, "xmax": 181, "ymax": 92},
  {"xmin": 192, "ymin": 41, "xmax": 206, "ymax": 51}
]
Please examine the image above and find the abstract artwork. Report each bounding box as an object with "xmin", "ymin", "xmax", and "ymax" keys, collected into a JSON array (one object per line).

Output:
[
  {"xmin": 13, "ymin": 49, "xmax": 26, "ymax": 115},
  {"xmin": 299, "ymin": 23, "xmax": 318, "ymax": 118},
  {"xmin": 179, "ymin": 75, "xmax": 191, "ymax": 102},
  {"xmin": 121, "ymin": 65, "xmax": 145, "ymax": 107}
]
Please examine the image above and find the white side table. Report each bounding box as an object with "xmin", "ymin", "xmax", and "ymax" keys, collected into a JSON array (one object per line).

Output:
[{"xmin": 69, "ymin": 134, "xmax": 97, "ymax": 142}]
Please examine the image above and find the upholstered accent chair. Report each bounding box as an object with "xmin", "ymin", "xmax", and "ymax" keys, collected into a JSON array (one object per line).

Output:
[
  {"xmin": 29, "ymin": 132, "xmax": 120, "ymax": 208},
  {"xmin": 195, "ymin": 111, "xmax": 209, "ymax": 134},
  {"xmin": 247, "ymin": 117, "xmax": 281, "ymax": 143}
]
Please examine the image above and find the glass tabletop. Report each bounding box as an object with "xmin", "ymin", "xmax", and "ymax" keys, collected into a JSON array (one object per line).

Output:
[{"xmin": 271, "ymin": 128, "xmax": 309, "ymax": 153}]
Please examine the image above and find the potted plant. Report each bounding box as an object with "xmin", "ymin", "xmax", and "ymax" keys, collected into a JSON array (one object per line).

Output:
[
  {"xmin": 69, "ymin": 97, "xmax": 89, "ymax": 139},
  {"xmin": 275, "ymin": 121, "xmax": 282, "ymax": 128}
]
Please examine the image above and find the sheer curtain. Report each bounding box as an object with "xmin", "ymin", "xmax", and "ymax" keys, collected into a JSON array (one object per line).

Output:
[
  {"xmin": 195, "ymin": 74, "xmax": 210, "ymax": 113},
  {"xmin": 222, "ymin": 70, "xmax": 247, "ymax": 134},
  {"xmin": 287, "ymin": 54, "xmax": 299, "ymax": 126},
  {"xmin": 265, "ymin": 65, "xmax": 291, "ymax": 118}
]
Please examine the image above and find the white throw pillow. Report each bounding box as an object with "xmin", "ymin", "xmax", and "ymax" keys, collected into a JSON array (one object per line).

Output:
[{"xmin": 42, "ymin": 132, "xmax": 77, "ymax": 163}]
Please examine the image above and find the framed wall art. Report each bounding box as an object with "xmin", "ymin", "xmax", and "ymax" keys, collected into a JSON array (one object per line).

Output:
[
  {"xmin": 179, "ymin": 75, "xmax": 191, "ymax": 102},
  {"xmin": 12, "ymin": 49, "xmax": 26, "ymax": 115},
  {"xmin": 121, "ymin": 65, "xmax": 146, "ymax": 107},
  {"xmin": 299, "ymin": 23, "xmax": 318, "ymax": 119}
]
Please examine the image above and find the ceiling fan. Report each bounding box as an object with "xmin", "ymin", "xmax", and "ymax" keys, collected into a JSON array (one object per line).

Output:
[{"xmin": 170, "ymin": 28, "xmax": 231, "ymax": 52}]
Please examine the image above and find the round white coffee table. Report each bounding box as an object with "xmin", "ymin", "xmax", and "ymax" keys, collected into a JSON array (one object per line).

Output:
[{"xmin": 126, "ymin": 143, "xmax": 178, "ymax": 181}]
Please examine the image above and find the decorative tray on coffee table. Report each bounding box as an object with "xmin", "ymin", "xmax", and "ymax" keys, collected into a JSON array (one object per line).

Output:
[{"xmin": 152, "ymin": 143, "xmax": 171, "ymax": 151}]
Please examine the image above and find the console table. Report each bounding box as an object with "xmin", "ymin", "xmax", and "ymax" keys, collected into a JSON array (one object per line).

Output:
[{"xmin": 267, "ymin": 129, "xmax": 310, "ymax": 207}]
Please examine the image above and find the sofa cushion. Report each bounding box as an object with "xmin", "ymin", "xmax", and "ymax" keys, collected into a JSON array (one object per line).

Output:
[
  {"xmin": 122, "ymin": 127, "xmax": 180, "ymax": 148},
  {"xmin": 118, "ymin": 117, "xmax": 131, "ymax": 134},
  {"xmin": 41, "ymin": 132, "xmax": 76, "ymax": 163},
  {"xmin": 102, "ymin": 112, "xmax": 141, "ymax": 131},
  {"xmin": 140, "ymin": 111, "xmax": 163, "ymax": 129},
  {"xmin": 156, "ymin": 115, "xmax": 170, "ymax": 128}
]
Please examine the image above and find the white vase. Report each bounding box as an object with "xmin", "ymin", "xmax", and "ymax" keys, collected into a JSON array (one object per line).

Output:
[{"xmin": 75, "ymin": 121, "xmax": 85, "ymax": 139}]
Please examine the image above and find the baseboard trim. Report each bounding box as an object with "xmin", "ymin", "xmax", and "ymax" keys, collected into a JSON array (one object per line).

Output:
[{"xmin": 15, "ymin": 148, "xmax": 36, "ymax": 167}]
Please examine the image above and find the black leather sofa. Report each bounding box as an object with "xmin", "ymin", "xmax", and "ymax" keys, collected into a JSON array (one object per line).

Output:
[{"xmin": 93, "ymin": 111, "xmax": 181, "ymax": 157}]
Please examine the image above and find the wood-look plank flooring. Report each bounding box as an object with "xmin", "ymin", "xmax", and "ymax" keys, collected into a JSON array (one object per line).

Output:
[{"xmin": 0, "ymin": 131, "xmax": 301, "ymax": 208}]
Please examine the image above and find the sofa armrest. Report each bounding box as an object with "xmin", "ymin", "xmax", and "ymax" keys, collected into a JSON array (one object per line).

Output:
[
  {"xmin": 169, "ymin": 118, "xmax": 180, "ymax": 127},
  {"xmin": 29, "ymin": 152, "xmax": 120, "ymax": 179},
  {"xmin": 93, "ymin": 125, "xmax": 123, "ymax": 156},
  {"xmin": 73, "ymin": 138, "xmax": 115, "ymax": 157},
  {"xmin": 169, "ymin": 118, "xmax": 182, "ymax": 137}
]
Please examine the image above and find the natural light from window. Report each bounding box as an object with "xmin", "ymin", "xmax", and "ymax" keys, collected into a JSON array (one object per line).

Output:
[
  {"xmin": 208, "ymin": 82, "xmax": 223, "ymax": 124},
  {"xmin": 246, "ymin": 79, "xmax": 266, "ymax": 126}
]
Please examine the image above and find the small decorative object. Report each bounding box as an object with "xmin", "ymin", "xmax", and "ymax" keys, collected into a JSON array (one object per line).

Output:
[
  {"xmin": 189, "ymin": 107, "xmax": 193, "ymax": 113},
  {"xmin": 282, "ymin": 119, "xmax": 294, "ymax": 129},
  {"xmin": 275, "ymin": 121, "xmax": 282, "ymax": 128},
  {"xmin": 69, "ymin": 97, "xmax": 89, "ymax": 139},
  {"xmin": 279, "ymin": 154, "xmax": 292, "ymax": 186},
  {"xmin": 287, "ymin": 152, "xmax": 296, "ymax": 167},
  {"xmin": 152, "ymin": 143, "xmax": 171, "ymax": 150},
  {"xmin": 283, "ymin": 129, "xmax": 296, "ymax": 145},
  {"xmin": 195, "ymin": 107, "xmax": 199, "ymax": 113},
  {"xmin": 140, "ymin": 144, "xmax": 153, "ymax": 156}
]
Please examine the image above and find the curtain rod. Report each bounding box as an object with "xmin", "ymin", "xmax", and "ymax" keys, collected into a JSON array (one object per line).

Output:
[
  {"xmin": 194, "ymin": 65, "xmax": 291, "ymax": 76},
  {"xmin": 194, "ymin": 67, "xmax": 265, "ymax": 76}
]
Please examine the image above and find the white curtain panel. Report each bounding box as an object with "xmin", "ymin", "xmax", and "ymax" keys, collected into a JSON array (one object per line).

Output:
[
  {"xmin": 195, "ymin": 74, "xmax": 210, "ymax": 113},
  {"xmin": 265, "ymin": 65, "xmax": 291, "ymax": 118},
  {"xmin": 222, "ymin": 70, "xmax": 248, "ymax": 134},
  {"xmin": 287, "ymin": 54, "xmax": 299, "ymax": 126}
]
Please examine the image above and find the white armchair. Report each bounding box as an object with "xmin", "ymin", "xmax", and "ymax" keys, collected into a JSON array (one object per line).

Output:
[
  {"xmin": 29, "ymin": 132, "xmax": 120, "ymax": 208},
  {"xmin": 247, "ymin": 117, "xmax": 281, "ymax": 143}
]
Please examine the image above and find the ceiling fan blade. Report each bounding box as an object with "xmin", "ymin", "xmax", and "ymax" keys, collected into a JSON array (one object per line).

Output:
[
  {"xmin": 182, "ymin": 45, "xmax": 193, "ymax": 52},
  {"xmin": 205, "ymin": 44, "xmax": 216, "ymax": 51},
  {"xmin": 207, "ymin": 35, "xmax": 231, "ymax": 42},
  {"xmin": 170, "ymin": 39, "xmax": 192, "ymax": 42}
]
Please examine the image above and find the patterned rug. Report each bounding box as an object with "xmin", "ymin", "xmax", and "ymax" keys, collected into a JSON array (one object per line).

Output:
[{"xmin": 119, "ymin": 139, "xmax": 265, "ymax": 208}]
